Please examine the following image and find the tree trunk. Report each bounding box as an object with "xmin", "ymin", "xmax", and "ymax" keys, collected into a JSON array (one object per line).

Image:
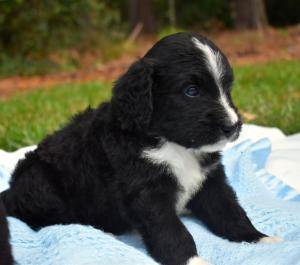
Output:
[
  {"xmin": 168, "ymin": 0, "xmax": 176, "ymax": 28},
  {"xmin": 129, "ymin": 0, "xmax": 157, "ymax": 34},
  {"xmin": 232, "ymin": 0, "xmax": 268, "ymax": 30}
]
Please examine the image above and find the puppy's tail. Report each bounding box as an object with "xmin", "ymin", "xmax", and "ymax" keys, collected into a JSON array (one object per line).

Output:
[{"xmin": 0, "ymin": 194, "xmax": 13, "ymax": 265}]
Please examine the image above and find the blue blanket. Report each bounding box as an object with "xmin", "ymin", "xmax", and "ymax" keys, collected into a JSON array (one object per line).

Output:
[{"xmin": 1, "ymin": 139, "xmax": 300, "ymax": 265}]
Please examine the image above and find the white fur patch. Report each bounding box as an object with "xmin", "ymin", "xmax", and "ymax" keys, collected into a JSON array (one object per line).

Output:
[
  {"xmin": 192, "ymin": 37, "xmax": 223, "ymax": 82},
  {"xmin": 142, "ymin": 141, "xmax": 206, "ymax": 214},
  {"xmin": 192, "ymin": 37, "xmax": 238, "ymax": 126},
  {"xmin": 219, "ymin": 93, "xmax": 239, "ymax": 124},
  {"xmin": 258, "ymin": 236, "xmax": 283, "ymax": 244},
  {"xmin": 186, "ymin": 256, "xmax": 212, "ymax": 265},
  {"xmin": 198, "ymin": 139, "xmax": 228, "ymax": 153}
]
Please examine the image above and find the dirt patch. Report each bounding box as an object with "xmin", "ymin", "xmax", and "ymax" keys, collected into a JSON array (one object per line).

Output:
[
  {"xmin": 213, "ymin": 27, "xmax": 300, "ymax": 65},
  {"xmin": 0, "ymin": 55, "xmax": 135, "ymax": 98},
  {"xmin": 1, "ymin": 26, "xmax": 300, "ymax": 99}
]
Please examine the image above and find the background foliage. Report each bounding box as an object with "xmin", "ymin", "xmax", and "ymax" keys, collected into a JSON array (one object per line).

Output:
[
  {"xmin": 0, "ymin": 0, "xmax": 122, "ymax": 55},
  {"xmin": 0, "ymin": 0, "xmax": 123, "ymax": 76},
  {"xmin": 0, "ymin": 0, "xmax": 299, "ymax": 58},
  {"xmin": 266, "ymin": 0, "xmax": 300, "ymax": 26}
]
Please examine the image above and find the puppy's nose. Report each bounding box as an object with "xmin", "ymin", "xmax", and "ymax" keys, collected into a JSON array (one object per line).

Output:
[{"xmin": 221, "ymin": 124, "xmax": 238, "ymax": 138}]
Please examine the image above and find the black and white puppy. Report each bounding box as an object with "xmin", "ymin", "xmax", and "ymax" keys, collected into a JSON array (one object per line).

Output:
[{"xmin": 1, "ymin": 33, "xmax": 281, "ymax": 265}]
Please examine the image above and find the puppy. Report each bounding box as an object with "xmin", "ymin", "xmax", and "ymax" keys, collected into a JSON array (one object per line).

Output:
[{"xmin": 1, "ymin": 33, "xmax": 280, "ymax": 265}]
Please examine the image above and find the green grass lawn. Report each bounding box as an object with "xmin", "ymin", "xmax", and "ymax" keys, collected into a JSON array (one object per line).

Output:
[
  {"xmin": 233, "ymin": 60, "xmax": 300, "ymax": 134},
  {"xmin": 0, "ymin": 82, "xmax": 112, "ymax": 151},
  {"xmin": 0, "ymin": 60, "xmax": 299, "ymax": 151}
]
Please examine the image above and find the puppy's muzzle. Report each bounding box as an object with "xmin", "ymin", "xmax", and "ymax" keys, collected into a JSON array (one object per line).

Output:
[{"xmin": 221, "ymin": 123, "xmax": 240, "ymax": 140}]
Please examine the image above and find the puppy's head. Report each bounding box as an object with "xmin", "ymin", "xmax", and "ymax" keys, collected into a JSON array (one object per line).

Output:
[{"xmin": 111, "ymin": 32, "xmax": 242, "ymax": 152}]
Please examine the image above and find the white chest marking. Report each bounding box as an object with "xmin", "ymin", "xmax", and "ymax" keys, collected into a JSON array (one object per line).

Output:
[{"xmin": 142, "ymin": 141, "xmax": 206, "ymax": 214}]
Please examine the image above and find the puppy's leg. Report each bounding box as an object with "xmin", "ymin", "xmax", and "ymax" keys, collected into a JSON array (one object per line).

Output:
[
  {"xmin": 0, "ymin": 197, "xmax": 13, "ymax": 265},
  {"xmin": 127, "ymin": 196, "xmax": 210, "ymax": 265},
  {"xmin": 187, "ymin": 164, "xmax": 267, "ymax": 243},
  {"xmin": 1, "ymin": 163, "xmax": 69, "ymax": 229}
]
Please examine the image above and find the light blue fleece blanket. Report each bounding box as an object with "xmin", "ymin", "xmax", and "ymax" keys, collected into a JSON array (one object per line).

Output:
[{"xmin": 1, "ymin": 139, "xmax": 300, "ymax": 265}]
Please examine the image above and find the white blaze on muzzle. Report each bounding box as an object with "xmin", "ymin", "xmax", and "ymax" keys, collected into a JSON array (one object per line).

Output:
[
  {"xmin": 219, "ymin": 92, "xmax": 239, "ymax": 124},
  {"xmin": 192, "ymin": 37, "xmax": 239, "ymax": 125}
]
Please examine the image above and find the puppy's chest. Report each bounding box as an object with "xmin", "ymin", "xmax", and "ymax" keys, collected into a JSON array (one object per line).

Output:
[{"xmin": 142, "ymin": 142, "xmax": 207, "ymax": 214}]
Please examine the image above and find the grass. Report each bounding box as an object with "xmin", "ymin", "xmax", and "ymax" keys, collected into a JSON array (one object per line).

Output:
[
  {"xmin": 233, "ymin": 60, "xmax": 300, "ymax": 135},
  {"xmin": 0, "ymin": 82, "xmax": 112, "ymax": 151},
  {"xmin": 0, "ymin": 53, "xmax": 80, "ymax": 78},
  {"xmin": 0, "ymin": 60, "xmax": 299, "ymax": 151}
]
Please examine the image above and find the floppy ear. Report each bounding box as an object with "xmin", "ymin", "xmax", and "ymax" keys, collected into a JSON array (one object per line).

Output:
[{"xmin": 111, "ymin": 58, "xmax": 154, "ymax": 132}]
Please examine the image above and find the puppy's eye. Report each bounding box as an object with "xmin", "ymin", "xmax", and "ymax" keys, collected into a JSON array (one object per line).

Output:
[{"xmin": 184, "ymin": 87, "xmax": 200, "ymax": 97}]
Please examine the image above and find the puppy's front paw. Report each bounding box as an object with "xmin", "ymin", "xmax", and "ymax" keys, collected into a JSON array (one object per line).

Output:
[
  {"xmin": 258, "ymin": 236, "xmax": 283, "ymax": 244},
  {"xmin": 186, "ymin": 256, "xmax": 212, "ymax": 265}
]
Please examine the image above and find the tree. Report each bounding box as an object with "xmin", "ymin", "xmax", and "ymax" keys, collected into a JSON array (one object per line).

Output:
[
  {"xmin": 128, "ymin": 0, "xmax": 157, "ymax": 34},
  {"xmin": 232, "ymin": 0, "xmax": 268, "ymax": 30}
]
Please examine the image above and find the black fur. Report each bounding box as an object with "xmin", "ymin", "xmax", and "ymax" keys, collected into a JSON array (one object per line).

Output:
[
  {"xmin": 0, "ymin": 197, "xmax": 13, "ymax": 265},
  {"xmin": 1, "ymin": 33, "xmax": 266, "ymax": 265}
]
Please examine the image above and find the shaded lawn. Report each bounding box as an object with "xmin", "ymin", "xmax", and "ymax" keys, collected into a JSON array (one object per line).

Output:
[{"xmin": 0, "ymin": 60, "xmax": 299, "ymax": 151}]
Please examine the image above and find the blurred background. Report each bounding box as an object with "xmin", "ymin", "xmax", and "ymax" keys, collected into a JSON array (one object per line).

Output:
[{"xmin": 0, "ymin": 0, "xmax": 299, "ymax": 151}]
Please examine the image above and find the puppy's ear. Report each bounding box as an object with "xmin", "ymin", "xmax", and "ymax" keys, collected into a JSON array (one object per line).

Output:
[{"xmin": 111, "ymin": 58, "xmax": 154, "ymax": 132}]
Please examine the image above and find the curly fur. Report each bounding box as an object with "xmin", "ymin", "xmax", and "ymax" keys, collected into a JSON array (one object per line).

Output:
[
  {"xmin": 1, "ymin": 33, "xmax": 267, "ymax": 265},
  {"xmin": 0, "ymin": 198, "xmax": 13, "ymax": 265}
]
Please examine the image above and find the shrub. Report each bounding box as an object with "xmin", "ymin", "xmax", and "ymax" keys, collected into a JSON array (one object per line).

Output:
[{"xmin": 0, "ymin": 0, "xmax": 122, "ymax": 56}]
